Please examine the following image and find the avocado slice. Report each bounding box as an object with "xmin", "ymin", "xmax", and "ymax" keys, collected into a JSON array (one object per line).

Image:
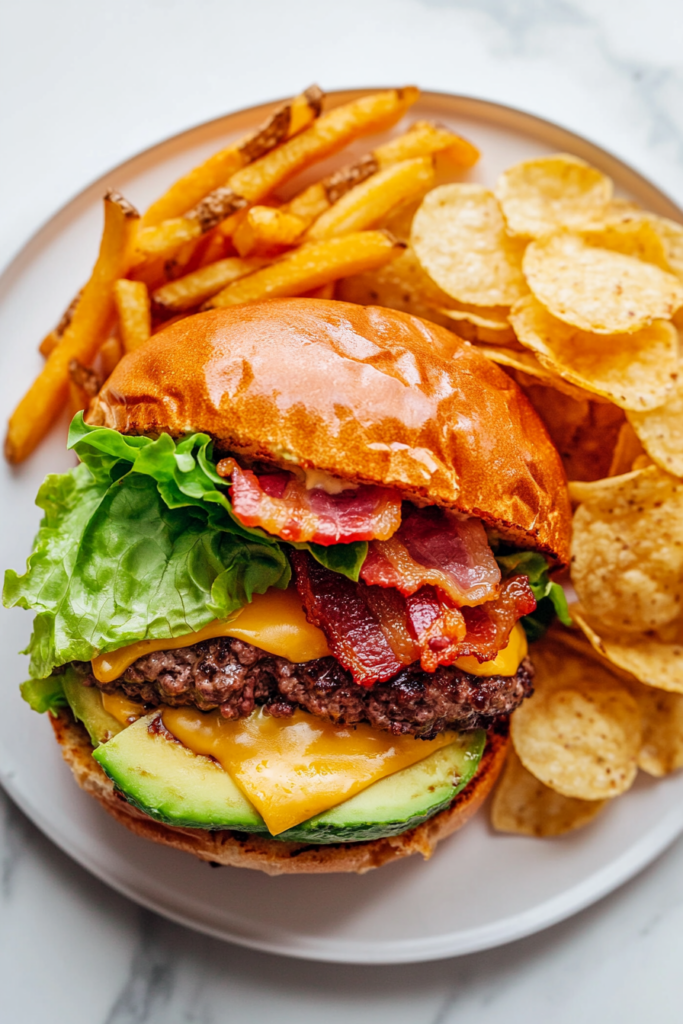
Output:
[
  {"xmin": 93, "ymin": 713, "xmax": 485, "ymax": 844},
  {"xmin": 61, "ymin": 667, "xmax": 123, "ymax": 746},
  {"xmin": 94, "ymin": 715, "xmax": 266, "ymax": 832}
]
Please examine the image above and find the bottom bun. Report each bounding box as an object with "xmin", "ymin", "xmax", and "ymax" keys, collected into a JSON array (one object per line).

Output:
[{"xmin": 50, "ymin": 711, "xmax": 509, "ymax": 875}]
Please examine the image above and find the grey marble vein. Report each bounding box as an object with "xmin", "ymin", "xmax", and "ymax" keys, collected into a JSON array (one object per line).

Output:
[
  {"xmin": 104, "ymin": 911, "xmax": 176, "ymax": 1024},
  {"xmin": 0, "ymin": 786, "xmax": 30, "ymax": 901},
  {"xmin": 419, "ymin": 0, "xmax": 683, "ymax": 170}
]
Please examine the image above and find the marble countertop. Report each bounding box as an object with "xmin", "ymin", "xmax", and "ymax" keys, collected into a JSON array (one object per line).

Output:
[{"xmin": 2, "ymin": 1, "xmax": 683, "ymax": 1019}]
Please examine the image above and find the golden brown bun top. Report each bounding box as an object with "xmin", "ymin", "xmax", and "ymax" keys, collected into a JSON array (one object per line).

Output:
[{"xmin": 91, "ymin": 299, "xmax": 571, "ymax": 564}]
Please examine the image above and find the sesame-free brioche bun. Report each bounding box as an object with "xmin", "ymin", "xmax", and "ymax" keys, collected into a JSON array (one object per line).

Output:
[
  {"xmin": 89, "ymin": 299, "xmax": 571, "ymax": 564},
  {"xmin": 50, "ymin": 709, "xmax": 509, "ymax": 875}
]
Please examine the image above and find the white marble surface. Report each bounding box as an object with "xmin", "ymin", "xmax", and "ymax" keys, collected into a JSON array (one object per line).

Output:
[{"xmin": 2, "ymin": 0, "xmax": 683, "ymax": 1019}]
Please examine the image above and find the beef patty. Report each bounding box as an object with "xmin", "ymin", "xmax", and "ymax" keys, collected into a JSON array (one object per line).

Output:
[{"xmin": 81, "ymin": 636, "xmax": 533, "ymax": 739}]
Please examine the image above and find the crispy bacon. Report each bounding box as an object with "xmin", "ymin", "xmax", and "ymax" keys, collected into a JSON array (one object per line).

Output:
[
  {"xmin": 291, "ymin": 551, "xmax": 404, "ymax": 686},
  {"xmin": 459, "ymin": 575, "xmax": 537, "ymax": 663},
  {"xmin": 361, "ymin": 507, "xmax": 501, "ymax": 606},
  {"xmin": 293, "ymin": 551, "xmax": 535, "ymax": 686},
  {"xmin": 404, "ymin": 587, "xmax": 467, "ymax": 673},
  {"xmin": 219, "ymin": 459, "xmax": 402, "ymax": 545}
]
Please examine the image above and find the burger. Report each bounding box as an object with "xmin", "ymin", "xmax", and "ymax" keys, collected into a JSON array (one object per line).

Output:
[{"xmin": 5, "ymin": 298, "xmax": 571, "ymax": 874}]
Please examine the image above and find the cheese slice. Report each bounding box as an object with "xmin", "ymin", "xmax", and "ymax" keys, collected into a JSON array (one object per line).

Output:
[
  {"xmin": 92, "ymin": 590, "xmax": 528, "ymax": 685},
  {"xmin": 101, "ymin": 691, "xmax": 145, "ymax": 725},
  {"xmin": 162, "ymin": 705, "xmax": 458, "ymax": 835},
  {"xmin": 91, "ymin": 587, "xmax": 332, "ymax": 683},
  {"xmin": 454, "ymin": 622, "xmax": 528, "ymax": 677}
]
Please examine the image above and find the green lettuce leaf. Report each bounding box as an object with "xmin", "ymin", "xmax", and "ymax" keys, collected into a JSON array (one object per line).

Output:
[
  {"xmin": 4, "ymin": 416, "xmax": 370, "ymax": 678},
  {"xmin": 4, "ymin": 424, "xmax": 291, "ymax": 678},
  {"xmin": 20, "ymin": 676, "xmax": 67, "ymax": 715},
  {"xmin": 496, "ymin": 550, "xmax": 572, "ymax": 640}
]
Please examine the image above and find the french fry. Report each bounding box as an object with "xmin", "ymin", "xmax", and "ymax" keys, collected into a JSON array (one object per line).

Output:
[
  {"xmin": 142, "ymin": 86, "xmax": 324, "ymax": 227},
  {"xmin": 374, "ymin": 120, "xmax": 479, "ymax": 169},
  {"xmin": 152, "ymin": 257, "xmax": 270, "ymax": 312},
  {"xmin": 5, "ymin": 192, "xmax": 139, "ymax": 463},
  {"xmin": 281, "ymin": 121, "xmax": 475, "ymax": 235},
  {"xmin": 203, "ymin": 231, "xmax": 405, "ymax": 309},
  {"xmin": 68, "ymin": 359, "xmax": 102, "ymax": 416},
  {"xmin": 114, "ymin": 279, "xmax": 151, "ymax": 352},
  {"xmin": 136, "ymin": 89, "xmax": 419, "ymax": 262},
  {"xmin": 39, "ymin": 290, "xmax": 82, "ymax": 356},
  {"xmin": 136, "ymin": 88, "xmax": 419, "ymax": 261},
  {"xmin": 233, "ymin": 207, "xmax": 308, "ymax": 257},
  {"xmin": 227, "ymin": 88, "xmax": 418, "ymax": 206},
  {"xmin": 99, "ymin": 336, "xmax": 123, "ymax": 378},
  {"xmin": 135, "ymin": 216, "xmax": 202, "ymax": 257},
  {"xmin": 305, "ymin": 157, "xmax": 435, "ymax": 241},
  {"xmin": 284, "ymin": 181, "xmax": 332, "ymax": 225},
  {"xmin": 302, "ymin": 282, "xmax": 336, "ymax": 299}
]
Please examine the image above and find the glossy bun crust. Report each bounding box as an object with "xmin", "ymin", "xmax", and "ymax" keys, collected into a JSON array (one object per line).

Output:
[
  {"xmin": 50, "ymin": 710, "xmax": 509, "ymax": 875},
  {"xmin": 90, "ymin": 299, "xmax": 571, "ymax": 564}
]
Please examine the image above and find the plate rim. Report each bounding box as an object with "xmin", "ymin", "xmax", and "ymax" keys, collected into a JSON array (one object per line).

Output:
[{"xmin": 2, "ymin": 87, "xmax": 683, "ymax": 964}]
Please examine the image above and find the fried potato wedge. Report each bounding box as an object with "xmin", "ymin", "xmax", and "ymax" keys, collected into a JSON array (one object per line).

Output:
[
  {"xmin": 203, "ymin": 231, "xmax": 405, "ymax": 308},
  {"xmin": 496, "ymin": 155, "xmax": 613, "ymax": 238},
  {"xmin": 570, "ymin": 467, "xmax": 683, "ymax": 633},
  {"xmin": 491, "ymin": 748, "xmax": 607, "ymax": 837},
  {"xmin": 5, "ymin": 192, "xmax": 139, "ymax": 463},
  {"xmin": 510, "ymin": 295, "xmax": 680, "ymax": 411}
]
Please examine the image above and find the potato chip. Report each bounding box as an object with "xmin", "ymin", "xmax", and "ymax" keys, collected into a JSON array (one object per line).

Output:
[
  {"xmin": 336, "ymin": 246, "xmax": 460, "ymax": 332},
  {"xmin": 649, "ymin": 215, "xmax": 683, "ymax": 282},
  {"xmin": 581, "ymin": 216, "xmax": 671, "ymax": 271},
  {"xmin": 436, "ymin": 303, "xmax": 510, "ymax": 331},
  {"xmin": 411, "ymin": 184, "xmax": 528, "ymax": 306},
  {"xmin": 511, "ymin": 641, "xmax": 641, "ymax": 799},
  {"xmin": 549, "ymin": 624, "xmax": 683, "ymax": 776},
  {"xmin": 510, "ymin": 295, "xmax": 679, "ymax": 410},
  {"xmin": 608, "ymin": 420, "xmax": 646, "ymax": 476},
  {"xmin": 518, "ymin": 377, "xmax": 625, "ymax": 481},
  {"xmin": 572, "ymin": 607, "xmax": 683, "ymax": 695},
  {"xmin": 477, "ymin": 346, "xmax": 597, "ymax": 402},
  {"xmin": 570, "ymin": 466, "xmax": 683, "ymax": 632},
  {"xmin": 491, "ymin": 748, "xmax": 607, "ymax": 837},
  {"xmin": 523, "ymin": 231, "xmax": 683, "ymax": 334},
  {"xmin": 496, "ymin": 154, "xmax": 612, "ymax": 238},
  {"xmin": 627, "ymin": 364, "xmax": 683, "ymax": 477},
  {"xmin": 631, "ymin": 685, "xmax": 683, "ymax": 776}
]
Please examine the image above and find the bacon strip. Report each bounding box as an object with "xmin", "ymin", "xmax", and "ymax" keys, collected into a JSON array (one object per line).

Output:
[
  {"xmin": 361, "ymin": 507, "xmax": 501, "ymax": 606},
  {"xmin": 291, "ymin": 551, "xmax": 403, "ymax": 686},
  {"xmin": 220, "ymin": 459, "xmax": 402, "ymax": 545},
  {"xmin": 293, "ymin": 550, "xmax": 535, "ymax": 685},
  {"xmin": 459, "ymin": 575, "xmax": 536, "ymax": 663}
]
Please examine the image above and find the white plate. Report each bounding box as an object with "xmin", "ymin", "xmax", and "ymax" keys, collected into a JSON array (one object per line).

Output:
[{"xmin": 2, "ymin": 90, "xmax": 683, "ymax": 966}]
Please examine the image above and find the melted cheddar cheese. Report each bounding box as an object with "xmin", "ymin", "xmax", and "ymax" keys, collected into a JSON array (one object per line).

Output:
[
  {"xmin": 91, "ymin": 588, "xmax": 332, "ymax": 683},
  {"xmin": 91, "ymin": 589, "xmax": 528, "ymax": 685},
  {"xmin": 162, "ymin": 705, "xmax": 458, "ymax": 835}
]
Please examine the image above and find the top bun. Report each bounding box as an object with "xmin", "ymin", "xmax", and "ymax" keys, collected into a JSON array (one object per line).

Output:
[{"xmin": 89, "ymin": 299, "xmax": 571, "ymax": 564}]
